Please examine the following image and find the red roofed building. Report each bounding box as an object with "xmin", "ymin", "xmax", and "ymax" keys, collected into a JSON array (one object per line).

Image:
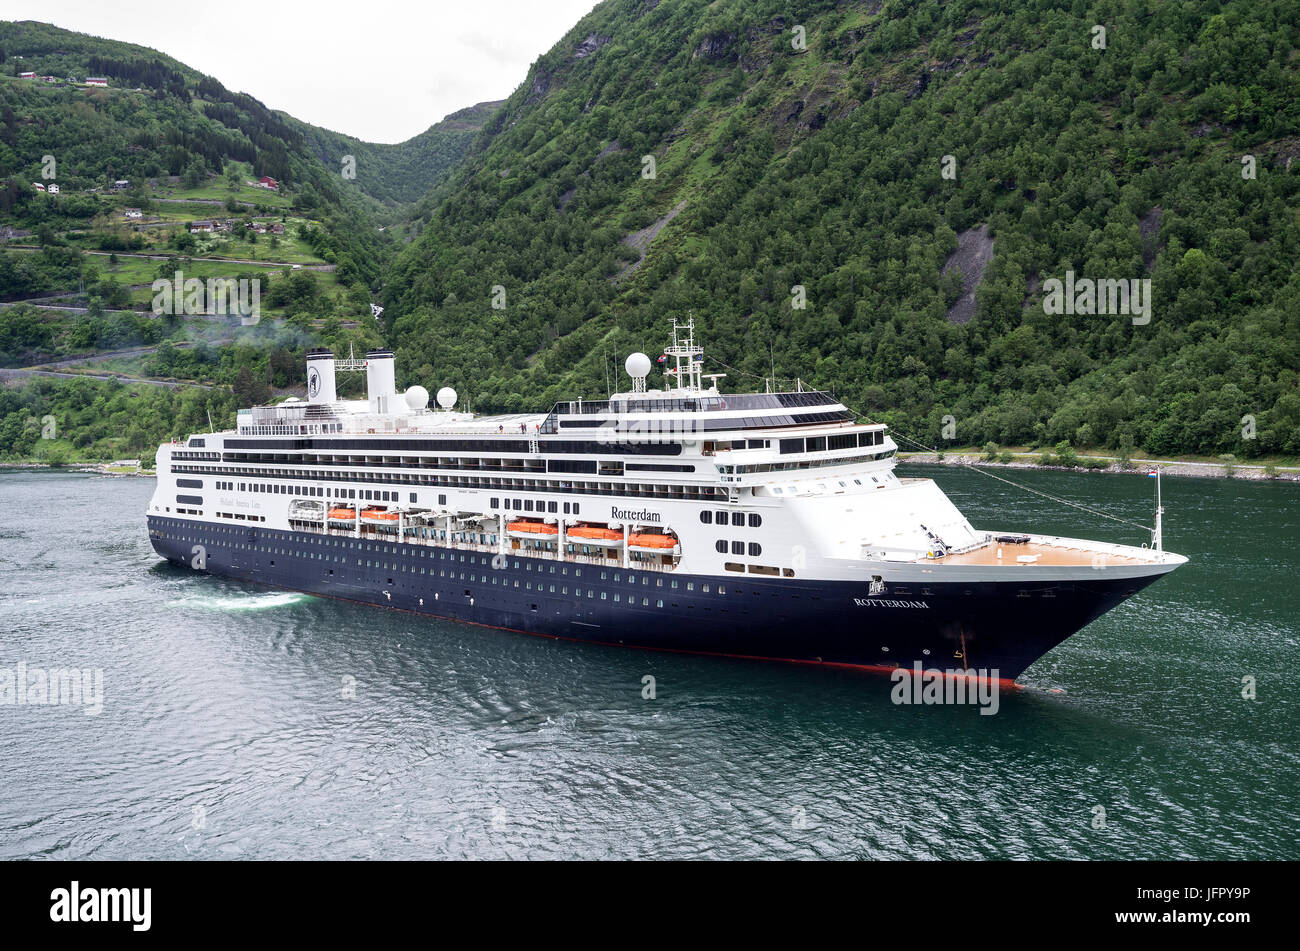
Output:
[{"xmin": 258, "ymin": 176, "xmax": 278, "ymax": 190}]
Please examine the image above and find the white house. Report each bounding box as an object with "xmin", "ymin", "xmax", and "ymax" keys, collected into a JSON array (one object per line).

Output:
[
  {"xmin": 123, "ymin": 208, "xmax": 143, "ymax": 220},
  {"xmin": 47, "ymin": 184, "xmax": 59, "ymax": 195}
]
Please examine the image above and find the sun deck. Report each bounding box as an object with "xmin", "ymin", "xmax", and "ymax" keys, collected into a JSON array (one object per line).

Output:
[{"xmin": 926, "ymin": 539, "xmax": 1154, "ymax": 568}]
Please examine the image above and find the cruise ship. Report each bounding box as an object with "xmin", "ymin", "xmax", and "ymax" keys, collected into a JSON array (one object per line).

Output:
[{"xmin": 146, "ymin": 320, "xmax": 1186, "ymax": 682}]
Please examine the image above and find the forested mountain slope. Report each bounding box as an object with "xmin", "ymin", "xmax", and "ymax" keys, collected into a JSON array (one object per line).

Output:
[
  {"xmin": 290, "ymin": 101, "xmax": 503, "ymax": 208},
  {"xmin": 385, "ymin": 0, "xmax": 1300, "ymax": 457}
]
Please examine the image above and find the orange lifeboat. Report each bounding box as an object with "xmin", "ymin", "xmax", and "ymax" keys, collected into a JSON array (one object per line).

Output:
[
  {"xmin": 508, "ymin": 520, "xmax": 558, "ymax": 537},
  {"xmin": 328, "ymin": 507, "xmax": 356, "ymax": 520},
  {"xmin": 567, "ymin": 525, "xmax": 623, "ymax": 541},
  {"xmin": 628, "ymin": 533, "xmax": 677, "ymax": 550},
  {"xmin": 361, "ymin": 508, "xmax": 399, "ymax": 521}
]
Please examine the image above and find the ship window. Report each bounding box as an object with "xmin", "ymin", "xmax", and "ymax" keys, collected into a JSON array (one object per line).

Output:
[
  {"xmin": 491, "ymin": 497, "xmax": 499, "ymax": 508},
  {"xmin": 731, "ymin": 512, "xmax": 744, "ymax": 526},
  {"xmin": 700, "ymin": 511, "xmax": 712, "ymax": 524},
  {"xmin": 715, "ymin": 540, "xmax": 727, "ymax": 553},
  {"xmin": 731, "ymin": 541, "xmax": 744, "ymax": 555},
  {"xmin": 525, "ymin": 501, "xmax": 533, "ymax": 511},
  {"xmin": 748, "ymin": 542, "xmax": 762, "ymax": 557},
  {"xmin": 748, "ymin": 514, "xmax": 762, "ymax": 527}
]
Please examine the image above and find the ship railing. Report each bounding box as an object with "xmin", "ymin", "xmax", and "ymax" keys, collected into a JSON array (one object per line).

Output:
[{"xmin": 304, "ymin": 523, "xmax": 679, "ymax": 571}]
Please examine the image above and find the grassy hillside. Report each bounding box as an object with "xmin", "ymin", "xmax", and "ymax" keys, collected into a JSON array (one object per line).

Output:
[
  {"xmin": 0, "ymin": 20, "xmax": 404, "ymax": 461},
  {"xmin": 384, "ymin": 0, "xmax": 1300, "ymax": 459}
]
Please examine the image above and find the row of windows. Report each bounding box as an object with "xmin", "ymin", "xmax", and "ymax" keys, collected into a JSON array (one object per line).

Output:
[
  {"xmin": 490, "ymin": 497, "xmax": 581, "ymax": 515},
  {"xmin": 171, "ymin": 465, "xmax": 726, "ymax": 502},
  {"xmin": 556, "ymin": 410, "xmax": 853, "ymax": 431},
  {"xmin": 779, "ymin": 431, "xmax": 885, "ymax": 454},
  {"xmin": 714, "ymin": 540, "xmax": 763, "ymax": 557},
  {"xmin": 724, "ymin": 450, "xmax": 894, "ymax": 474},
  {"xmin": 222, "ymin": 437, "xmax": 681, "ymax": 456},
  {"xmin": 700, "ymin": 510, "xmax": 761, "ymax": 527}
]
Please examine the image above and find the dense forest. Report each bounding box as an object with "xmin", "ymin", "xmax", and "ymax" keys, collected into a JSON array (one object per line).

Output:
[{"xmin": 383, "ymin": 0, "xmax": 1300, "ymax": 458}]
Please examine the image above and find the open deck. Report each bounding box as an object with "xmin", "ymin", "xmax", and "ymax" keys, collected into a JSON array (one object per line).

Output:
[{"xmin": 927, "ymin": 538, "xmax": 1155, "ymax": 568}]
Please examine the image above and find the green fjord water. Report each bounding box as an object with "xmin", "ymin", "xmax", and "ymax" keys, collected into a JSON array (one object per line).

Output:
[{"xmin": 0, "ymin": 465, "xmax": 1295, "ymax": 859}]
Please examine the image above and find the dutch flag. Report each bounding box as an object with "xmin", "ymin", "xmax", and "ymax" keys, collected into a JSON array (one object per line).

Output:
[{"xmin": 1147, "ymin": 469, "xmax": 1159, "ymax": 478}]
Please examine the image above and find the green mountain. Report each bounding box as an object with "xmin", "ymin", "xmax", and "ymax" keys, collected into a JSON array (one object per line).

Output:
[
  {"xmin": 290, "ymin": 101, "xmax": 503, "ymax": 208},
  {"xmin": 384, "ymin": 0, "xmax": 1300, "ymax": 458}
]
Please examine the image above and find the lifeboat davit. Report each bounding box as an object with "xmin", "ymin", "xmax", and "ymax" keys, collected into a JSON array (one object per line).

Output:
[
  {"xmin": 508, "ymin": 520, "xmax": 558, "ymax": 538},
  {"xmin": 328, "ymin": 507, "xmax": 357, "ymax": 521},
  {"xmin": 628, "ymin": 533, "xmax": 678, "ymax": 552},
  {"xmin": 361, "ymin": 508, "xmax": 399, "ymax": 522}
]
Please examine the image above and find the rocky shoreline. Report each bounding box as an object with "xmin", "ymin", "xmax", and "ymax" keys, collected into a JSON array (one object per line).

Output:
[
  {"xmin": 899, "ymin": 452, "xmax": 1300, "ymax": 482},
  {"xmin": 0, "ymin": 462, "xmax": 155, "ymax": 477}
]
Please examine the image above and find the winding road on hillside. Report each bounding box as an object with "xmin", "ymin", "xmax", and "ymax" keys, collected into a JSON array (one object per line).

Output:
[
  {"xmin": 3, "ymin": 245, "xmax": 336, "ymax": 271},
  {"xmin": 0, "ymin": 367, "xmax": 217, "ymax": 389}
]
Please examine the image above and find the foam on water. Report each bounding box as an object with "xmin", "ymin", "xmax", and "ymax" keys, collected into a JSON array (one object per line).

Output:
[{"xmin": 177, "ymin": 592, "xmax": 312, "ymax": 612}]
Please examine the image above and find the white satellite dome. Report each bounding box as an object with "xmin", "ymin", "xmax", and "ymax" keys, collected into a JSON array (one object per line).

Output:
[
  {"xmin": 625, "ymin": 352, "xmax": 652, "ymax": 379},
  {"xmin": 404, "ymin": 385, "xmax": 429, "ymax": 410},
  {"xmin": 436, "ymin": 386, "xmax": 458, "ymax": 410}
]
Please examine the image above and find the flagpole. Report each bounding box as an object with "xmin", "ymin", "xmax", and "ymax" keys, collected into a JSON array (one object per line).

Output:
[{"xmin": 1154, "ymin": 468, "xmax": 1164, "ymax": 552}]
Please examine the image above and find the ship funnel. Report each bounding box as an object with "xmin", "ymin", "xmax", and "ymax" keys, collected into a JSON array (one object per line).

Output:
[
  {"xmin": 306, "ymin": 349, "xmax": 336, "ymax": 404},
  {"xmin": 366, "ymin": 348, "xmax": 397, "ymax": 414}
]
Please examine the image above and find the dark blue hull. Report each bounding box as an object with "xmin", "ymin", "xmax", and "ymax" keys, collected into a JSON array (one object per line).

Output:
[{"xmin": 148, "ymin": 516, "xmax": 1166, "ymax": 681}]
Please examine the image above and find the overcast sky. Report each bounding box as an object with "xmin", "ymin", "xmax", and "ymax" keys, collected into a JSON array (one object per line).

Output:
[{"xmin": 4, "ymin": 0, "xmax": 602, "ymax": 142}]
